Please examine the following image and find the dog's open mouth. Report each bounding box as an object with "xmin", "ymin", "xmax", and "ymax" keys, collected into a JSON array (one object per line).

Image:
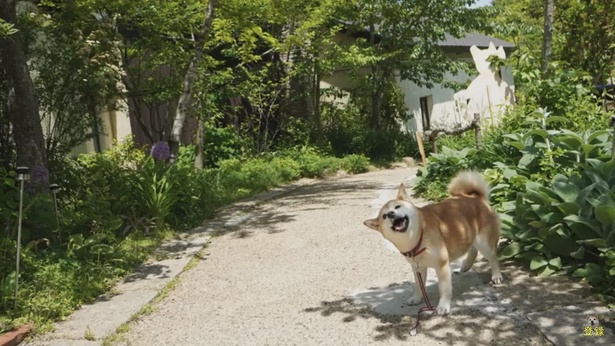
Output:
[{"xmin": 391, "ymin": 216, "xmax": 409, "ymax": 233}]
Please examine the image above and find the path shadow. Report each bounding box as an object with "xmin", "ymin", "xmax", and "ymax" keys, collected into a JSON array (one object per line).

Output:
[
  {"xmin": 303, "ymin": 263, "xmax": 553, "ymax": 345},
  {"xmin": 303, "ymin": 290, "xmax": 547, "ymax": 345},
  {"xmin": 202, "ymin": 178, "xmax": 386, "ymax": 239},
  {"xmin": 476, "ymin": 261, "xmax": 615, "ymax": 345},
  {"xmin": 122, "ymin": 263, "xmax": 172, "ymax": 283}
]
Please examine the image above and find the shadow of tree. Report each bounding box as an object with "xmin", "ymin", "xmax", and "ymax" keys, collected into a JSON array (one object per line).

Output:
[
  {"xmin": 474, "ymin": 261, "xmax": 615, "ymax": 345},
  {"xmin": 122, "ymin": 263, "xmax": 172, "ymax": 283},
  {"xmin": 202, "ymin": 178, "xmax": 385, "ymax": 239},
  {"xmin": 303, "ymin": 278, "xmax": 550, "ymax": 345}
]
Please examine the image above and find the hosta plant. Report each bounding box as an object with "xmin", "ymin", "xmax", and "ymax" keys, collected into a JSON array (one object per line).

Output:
[{"xmin": 499, "ymin": 159, "xmax": 615, "ymax": 305}]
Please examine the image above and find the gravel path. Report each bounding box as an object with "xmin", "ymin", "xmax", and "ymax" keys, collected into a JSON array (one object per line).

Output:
[{"xmin": 113, "ymin": 168, "xmax": 579, "ymax": 345}]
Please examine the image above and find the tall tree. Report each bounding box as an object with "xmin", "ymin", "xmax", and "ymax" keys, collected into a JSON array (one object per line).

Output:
[
  {"xmin": 338, "ymin": 0, "xmax": 489, "ymax": 129},
  {"xmin": 557, "ymin": 0, "xmax": 615, "ymax": 84},
  {"xmin": 0, "ymin": 1, "xmax": 47, "ymax": 192},
  {"xmin": 540, "ymin": 0, "xmax": 554, "ymax": 77},
  {"xmin": 170, "ymin": 0, "xmax": 218, "ymax": 156}
]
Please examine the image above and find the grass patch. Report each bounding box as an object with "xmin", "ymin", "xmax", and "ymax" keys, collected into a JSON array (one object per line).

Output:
[
  {"xmin": 101, "ymin": 243, "xmax": 210, "ymax": 346},
  {"xmin": 84, "ymin": 327, "xmax": 96, "ymax": 341}
]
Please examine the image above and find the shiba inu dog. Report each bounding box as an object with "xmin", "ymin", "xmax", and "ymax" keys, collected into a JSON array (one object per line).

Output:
[{"xmin": 363, "ymin": 171, "xmax": 503, "ymax": 315}]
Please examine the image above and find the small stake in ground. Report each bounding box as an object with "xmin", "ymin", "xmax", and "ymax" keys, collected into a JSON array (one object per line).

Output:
[{"xmin": 15, "ymin": 166, "xmax": 30, "ymax": 309}]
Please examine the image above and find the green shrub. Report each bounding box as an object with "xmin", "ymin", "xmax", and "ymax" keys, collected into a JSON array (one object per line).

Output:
[
  {"xmin": 202, "ymin": 125, "xmax": 247, "ymax": 168},
  {"xmin": 413, "ymin": 146, "xmax": 479, "ymax": 201},
  {"xmin": 499, "ymin": 160, "xmax": 615, "ymax": 306},
  {"xmin": 325, "ymin": 126, "xmax": 419, "ymax": 163},
  {"xmin": 341, "ymin": 154, "xmax": 371, "ymax": 174},
  {"xmin": 283, "ymin": 146, "xmax": 341, "ymax": 178}
]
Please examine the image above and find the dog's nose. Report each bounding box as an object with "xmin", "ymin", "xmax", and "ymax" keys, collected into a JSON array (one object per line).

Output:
[{"xmin": 387, "ymin": 210, "xmax": 396, "ymax": 219}]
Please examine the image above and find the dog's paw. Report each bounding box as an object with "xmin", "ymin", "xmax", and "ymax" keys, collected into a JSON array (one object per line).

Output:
[
  {"xmin": 407, "ymin": 295, "xmax": 423, "ymax": 306},
  {"xmin": 491, "ymin": 274, "xmax": 503, "ymax": 285},
  {"xmin": 435, "ymin": 303, "xmax": 450, "ymax": 316}
]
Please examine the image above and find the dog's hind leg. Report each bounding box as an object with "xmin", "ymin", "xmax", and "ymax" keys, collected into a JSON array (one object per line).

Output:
[
  {"xmin": 460, "ymin": 246, "xmax": 477, "ymax": 272},
  {"xmin": 475, "ymin": 234, "xmax": 503, "ymax": 284}
]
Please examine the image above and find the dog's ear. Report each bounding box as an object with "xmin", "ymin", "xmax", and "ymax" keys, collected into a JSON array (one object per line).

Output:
[
  {"xmin": 396, "ymin": 183, "xmax": 409, "ymax": 200},
  {"xmin": 363, "ymin": 218, "xmax": 380, "ymax": 231}
]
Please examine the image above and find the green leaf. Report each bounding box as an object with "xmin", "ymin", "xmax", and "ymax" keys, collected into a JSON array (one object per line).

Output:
[
  {"xmin": 595, "ymin": 205, "xmax": 615, "ymax": 226},
  {"xmin": 577, "ymin": 238, "xmax": 607, "ymax": 248},
  {"xmin": 572, "ymin": 263, "xmax": 603, "ymax": 279},
  {"xmin": 551, "ymin": 174, "xmax": 580, "ymax": 203},
  {"xmin": 90, "ymin": 244, "xmax": 114, "ymax": 255},
  {"xmin": 499, "ymin": 242, "xmax": 522, "ymax": 259},
  {"xmin": 554, "ymin": 134, "xmax": 583, "ymax": 149},
  {"xmin": 570, "ymin": 246, "xmax": 585, "ymax": 259},
  {"xmin": 518, "ymin": 153, "xmax": 536, "ymax": 168},
  {"xmin": 539, "ymin": 265, "xmax": 558, "ymax": 276},
  {"xmin": 545, "ymin": 116, "xmax": 569, "ymax": 125},
  {"xmin": 530, "ymin": 256, "xmax": 548, "ymax": 270},
  {"xmin": 527, "ymin": 129, "xmax": 549, "ymax": 139},
  {"xmin": 553, "ymin": 202, "xmax": 580, "ymax": 215},
  {"xmin": 564, "ymin": 215, "xmax": 602, "ymax": 238}
]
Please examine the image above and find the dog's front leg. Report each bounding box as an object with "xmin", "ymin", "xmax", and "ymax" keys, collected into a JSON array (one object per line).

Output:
[
  {"xmin": 435, "ymin": 264, "xmax": 452, "ymax": 315},
  {"xmin": 408, "ymin": 263, "xmax": 427, "ymax": 305}
]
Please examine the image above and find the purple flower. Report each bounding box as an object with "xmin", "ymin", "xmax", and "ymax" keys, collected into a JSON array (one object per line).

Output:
[
  {"xmin": 150, "ymin": 141, "xmax": 171, "ymax": 161},
  {"xmin": 30, "ymin": 165, "xmax": 49, "ymax": 185}
]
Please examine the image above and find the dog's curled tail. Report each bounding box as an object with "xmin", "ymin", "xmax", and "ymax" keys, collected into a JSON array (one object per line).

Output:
[{"xmin": 447, "ymin": 170, "xmax": 490, "ymax": 200}]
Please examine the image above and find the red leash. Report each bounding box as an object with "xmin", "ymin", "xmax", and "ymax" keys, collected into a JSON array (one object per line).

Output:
[
  {"xmin": 410, "ymin": 270, "xmax": 435, "ymax": 335},
  {"xmin": 399, "ymin": 227, "xmax": 435, "ymax": 335}
]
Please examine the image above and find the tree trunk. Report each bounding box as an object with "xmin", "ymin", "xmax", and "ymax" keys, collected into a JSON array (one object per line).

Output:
[
  {"xmin": 193, "ymin": 117, "xmax": 204, "ymax": 169},
  {"xmin": 0, "ymin": 0, "xmax": 48, "ymax": 193},
  {"xmin": 312, "ymin": 70, "xmax": 323, "ymax": 145},
  {"xmin": 540, "ymin": 0, "xmax": 554, "ymax": 78},
  {"xmin": 368, "ymin": 23, "xmax": 381, "ymax": 129},
  {"xmin": 369, "ymin": 71, "xmax": 382, "ymax": 129},
  {"xmin": 169, "ymin": 0, "xmax": 217, "ymax": 155}
]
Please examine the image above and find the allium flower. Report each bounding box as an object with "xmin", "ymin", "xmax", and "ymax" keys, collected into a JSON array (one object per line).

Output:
[
  {"xmin": 150, "ymin": 141, "xmax": 171, "ymax": 161},
  {"xmin": 30, "ymin": 165, "xmax": 49, "ymax": 185}
]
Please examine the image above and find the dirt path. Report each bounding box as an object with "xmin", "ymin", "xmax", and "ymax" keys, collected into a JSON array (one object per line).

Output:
[{"xmin": 115, "ymin": 168, "xmax": 612, "ymax": 346}]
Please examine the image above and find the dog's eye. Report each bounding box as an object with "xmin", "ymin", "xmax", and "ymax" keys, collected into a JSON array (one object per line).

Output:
[{"xmin": 394, "ymin": 205, "xmax": 401, "ymax": 209}]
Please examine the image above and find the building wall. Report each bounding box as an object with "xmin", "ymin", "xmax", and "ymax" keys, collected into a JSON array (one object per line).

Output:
[
  {"xmin": 398, "ymin": 45, "xmax": 515, "ymax": 136},
  {"xmin": 68, "ymin": 98, "xmax": 134, "ymax": 156},
  {"xmin": 397, "ymin": 63, "xmax": 475, "ymax": 135}
]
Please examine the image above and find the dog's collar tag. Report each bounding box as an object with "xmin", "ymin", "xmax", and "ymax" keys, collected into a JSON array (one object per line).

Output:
[{"xmin": 401, "ymin": 228, "xmax": 426, "ymax": 258}]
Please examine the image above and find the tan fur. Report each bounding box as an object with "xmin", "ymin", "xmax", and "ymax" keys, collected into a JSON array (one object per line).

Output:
[{"xmin": 363, "ymin": 170, "xmax": 503, "ymax": 316}]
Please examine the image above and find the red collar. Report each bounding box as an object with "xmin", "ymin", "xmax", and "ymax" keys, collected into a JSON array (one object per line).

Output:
[{"xmin": 401, "ymin": 228, "xmax": 426, "ymax": 258}]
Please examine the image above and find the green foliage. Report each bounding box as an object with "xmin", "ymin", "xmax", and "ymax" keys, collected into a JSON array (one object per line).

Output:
[
  {"xmin": 202, "ymin": 125, "xmax": 247, "ymax": 168},
  {"xmin": 130, "ymin": 158, "xmax": 177, "ymax": 227},
  {"xmin": 0, "ymin": 19, "xmax": 18, "ymax": 37},
  {"xmin": 500, "ymin": 159, "xmax": 615, "ymax": 303},
  {"xmin": 414, "ymin": 146, "xmax": 479, "ymax": 201},
  {"xmin": 282, "ymin": 146, "xmax": 340, "ymax": 178},
  {"xmin": 341, "ymin": 154, "xmax": 371, "ymax": 174}
]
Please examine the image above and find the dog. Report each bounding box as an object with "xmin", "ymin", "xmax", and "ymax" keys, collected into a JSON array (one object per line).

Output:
[
  {"xmin": 363, "ymin": 170, "xmax": 503, "ymax": 315},
  {"xmin": 588, "ymin": 316, "xmax": 600, "ymax": 327}
]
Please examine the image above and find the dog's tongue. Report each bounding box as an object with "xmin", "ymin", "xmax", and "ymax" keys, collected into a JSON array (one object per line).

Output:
[{"xmin": 394, "ymin": 218, "xmax": 406, "ymax": 231}]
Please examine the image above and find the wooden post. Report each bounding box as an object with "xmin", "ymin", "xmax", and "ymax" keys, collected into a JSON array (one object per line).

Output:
[
  {"xmin": 416, "ymin": 131, "xmax": 427, "ymax": 166},
  {"xmin": 474, "ymin": 112, "xmax": 482, "ymax": 150},
  {"xmin": 430, "ymin": 135, "xmax": 438, "ymax": 154}
]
